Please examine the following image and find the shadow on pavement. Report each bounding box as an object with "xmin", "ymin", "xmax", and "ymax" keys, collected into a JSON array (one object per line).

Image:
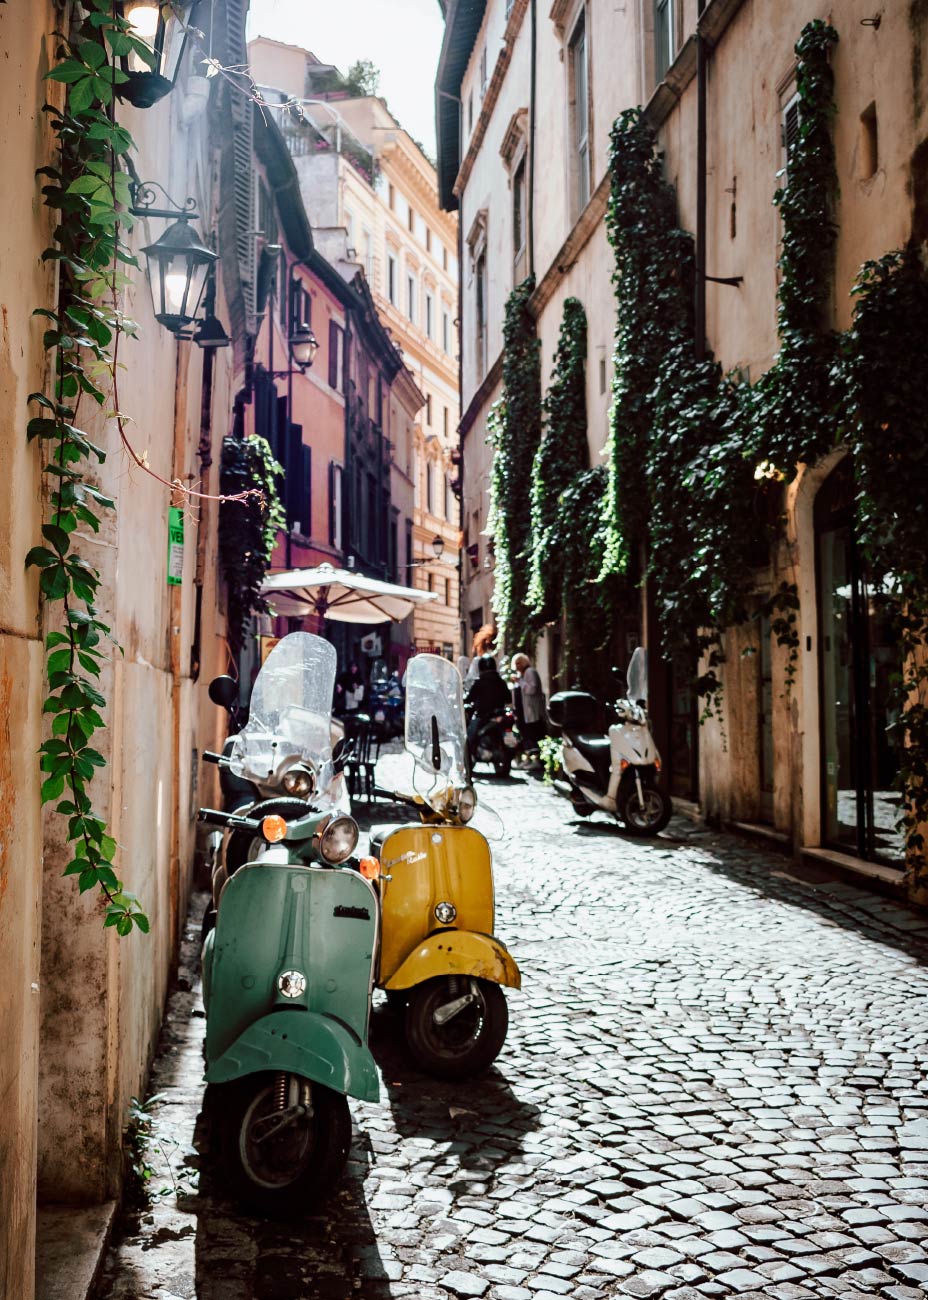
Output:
[
  {"xmin": 192, "ymin": 1101, "xmax": 392, "ymax": 1300},
  {"xmin": 369, "ymin": 1001, "xmax": 542, "ymax": 1193}
]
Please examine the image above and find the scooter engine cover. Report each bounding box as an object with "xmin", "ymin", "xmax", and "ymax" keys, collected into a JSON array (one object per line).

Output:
[{"xmin": 377, "ymin": 824, "xmax": 494, "ymax": 985}]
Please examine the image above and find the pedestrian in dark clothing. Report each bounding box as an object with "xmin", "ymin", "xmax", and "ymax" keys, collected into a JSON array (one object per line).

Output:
[{"xmin": 465, "ymin": 655, "xmax": 510, "ymax": 755}]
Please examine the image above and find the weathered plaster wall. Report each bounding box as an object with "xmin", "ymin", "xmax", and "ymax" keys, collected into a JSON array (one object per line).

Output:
[{"xmin": 0, "ymin": 3, "xmax": 60, "ymax": 1293}]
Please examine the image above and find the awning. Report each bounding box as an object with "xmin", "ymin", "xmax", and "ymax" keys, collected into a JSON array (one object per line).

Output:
[{"xmin": 261, "ymin": 563, "xmax": 438, "ymax": 625}]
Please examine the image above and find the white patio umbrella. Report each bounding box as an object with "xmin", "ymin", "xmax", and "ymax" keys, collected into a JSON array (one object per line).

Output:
[{"xmin": 261, "ymin": 563, "xmax": 438, "ymax": 624}]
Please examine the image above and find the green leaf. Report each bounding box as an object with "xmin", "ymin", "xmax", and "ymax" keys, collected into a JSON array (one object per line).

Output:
[
  {"xmin": 68, "ymin": 78, "xmax": 97, "ymax": 115},
  {"xmin": 41, "ymin": 774, "xmax": 66, "ymax": 803},
  {"xmin": 116, "ymin": 915, "xmax": 133, "ymax": 937},
  {"xmin": 25, "ymin": 546, "xmax": 58, "ymax": 570},
  {"xmin": 42, "ymin": 524, "xmax": 71, "ymax": 555},
  {"xmin": 133, "ymin": 913, "xmax": 150, "ymax": 934},
  {"xmin": 46, "ymin": 60, "xmax": 90, "ymax": 84}
]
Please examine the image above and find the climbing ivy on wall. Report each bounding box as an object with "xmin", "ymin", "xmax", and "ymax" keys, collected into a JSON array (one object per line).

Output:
[
  {"xmin": 218, "ymin": 435, "xmax": 285, "ymax": 654},
  {"xmin": 488, "ymin": 276, "xmax": 542, "ymax": 654},
  {"xmin": 845, "ymin": 248, "xmax": 928, "ymax": 874},
  {"xmin": 600, "ymin": 107, "xmax": 695, "ymax": 578},
  {"xmin": 528, "ymin": 297, "xmax": 589, "ymax": 627},
  {"xmin": 26, "ymin": 3, "xmax": 155, "ymax": 935}
]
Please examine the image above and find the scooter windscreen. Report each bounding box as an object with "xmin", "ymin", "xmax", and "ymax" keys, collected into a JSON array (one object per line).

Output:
[
  {"xmin": 405, "ymin": 653, "xmax": 468, "ymax": 796},
  {"xmin": 404, "ymin": 655, "xmax": 504, "ymax": 840},
  {"xmin": 229, "ymin": 632, "xmax": 344, "ymax": 808},
  {"xmin": 627, "ymin": 646, "xmax": 649, "ymax": 705}
]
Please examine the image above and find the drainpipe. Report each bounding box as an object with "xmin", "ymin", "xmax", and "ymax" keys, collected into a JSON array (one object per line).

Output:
[
  {"xmin": 169, "ymin": 342, "xmax": 191, "ymax": 960},
  {"xmin": 528, "ymin": 0, "xmax": 537, "ymax": 279},
  {"xmin": 189, "ymin": 342, "xmax": 215, "ymax": 681},
  {"xmin": 695, "ymin": 23, "xmax": 707, "ymax": 362}
]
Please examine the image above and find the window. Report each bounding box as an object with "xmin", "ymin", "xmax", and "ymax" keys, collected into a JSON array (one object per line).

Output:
[
  {"xmin": 425, "ymin": 227, "xmax": 432, "ymax": 253},
  {"xmin": 444, "ymin": 578, "xmax": 452, "ymax": 608},
  {"xmin": 426, "ymin": 462, "xmax": 435, "ymax": 514},
  {"xmin": 346, "ymin": 208, "xmax": 355, "ymax": 248},
  {"xmin": 570, "ymin": 15, "xmax": 590, "ymax": 213},
  {"xmin": 445, "ymin": 474, "xmax": 454, "ymax": 522},
  {"xmin": 406, "ymin": 273, "xmax": 417, "ymax": 323},
  {"xmin": 475, "ymin": 251, "xmax": 487, "ymax": 377},
  {"xmin": 513, "ymin": 156, "xmax": 527, "ymax": 272},
  {"xmin": 328, "ymin": 320, "xmax": 344, "ymax": 390},
  {"xmin": 599, "ymin": 355, "xmax": 607, "ymax": 394},
  {"xmin": 387, "ymin": 252, "xmax": 397, "ymax": 304},
  {"xmin": 408, "ymin": 204, "xmax": 415, "ymax": 233},
  {"xmin": 388, "ymin": 182, "xmax": 395, "ymax": 210},
  {"xmin": 442, "ymin": 246, "xmax": 449, "ymax": 272},
  {"xmin": 468, "ymin": 92, "xmax": 474, "ymax": 133},
  {"xmin": 329, "ymin": 462, "xmax": 343, "ymax": 550},
  {"xmin": 480, "ymin": 46, "xmax": 488, "ymax": 98},
  {"xmin": 290, "ymin": 280, "xmax": 311, "ymax": 331},
  {"xmin": 443, "ymin": 406, "xmax": 449, "ymax": 437},
  {"xmin": 442, "ymin": 310, "xmax": 451, "ymax": 353},
  {"xmin": 654, "ymin": 0, "xmax": 675, "ymax": 82},
  {"xmin": 362, "ymin": 228, "xmax": 373, "ymax": 282},
  {"xmin": 781, "ymin": 92, "xmax": 801, "ymax": 183},
  {"xmin": 426, "ymin": 393, "xmax": 432, "ymax": 426},
  {"xmin": 425, "ymin": 292, "xmax": 434, "ymax": 339}
]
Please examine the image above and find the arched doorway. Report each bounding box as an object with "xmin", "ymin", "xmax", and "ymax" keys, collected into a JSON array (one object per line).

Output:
[{"xmin": 815, "ymin": 457, "xmax": 904, "ymax": 865}]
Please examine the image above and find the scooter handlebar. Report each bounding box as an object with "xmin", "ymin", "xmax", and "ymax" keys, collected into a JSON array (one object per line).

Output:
[
  {"xmin": 197, "ymin": 807, "xmax": 261, "ymax": 831},
  {"xmin": 202, "ymin": 750, "xmax": 231, "ymax": 767},
  {"xmin": 373, "ymin": 785, "xmax": 419, "ymax": 806}
]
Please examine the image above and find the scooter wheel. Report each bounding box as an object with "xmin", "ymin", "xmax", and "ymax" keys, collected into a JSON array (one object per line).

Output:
[
  {"xmin": 493, "ymin": 757, "xmax": 512, "ymax": 778},
  {"xmin": 404, "ymin": 977, "xmax": 508, "ymax": 1079},
  {"xmin": 214, "ymin": 1073, "xmax": 351, "ymax": 1216},
  {"xmin": 617, "ymin": 783, "xmax": 672, "ymax": 836}
]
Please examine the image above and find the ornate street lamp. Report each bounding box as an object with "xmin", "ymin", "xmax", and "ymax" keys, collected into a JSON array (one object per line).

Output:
[
  {"xmin": 141, "ymin": 218, "xmax": 217, "ymax": 332},
  {"xmin": 288, "ymin": 321, "xmax": 319, "ymax": 372},
  {"xmin": 117, "ymin": 1, "xmax": 194, "ymax": 108},
  {"xmin": 431, "ymin": 535, "xmax": 444, "ymax": 559}
]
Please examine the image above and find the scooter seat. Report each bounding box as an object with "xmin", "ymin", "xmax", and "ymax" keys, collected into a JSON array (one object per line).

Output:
[{"xmin": 571, "ymin": 734, "xmax": 612, "ymax": 781}]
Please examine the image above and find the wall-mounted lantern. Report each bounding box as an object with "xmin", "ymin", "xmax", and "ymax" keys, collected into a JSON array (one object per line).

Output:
[
  {"xmin": 142, "ymin": 218, "xmax": 217, "ymax": 332},
  {"xmin": 117, "ymin": 0, "xmax": 194, "ymax": 109},
  {"xmin": 288, "ymin": 321, "xmax": 319, "ymax": 372}
]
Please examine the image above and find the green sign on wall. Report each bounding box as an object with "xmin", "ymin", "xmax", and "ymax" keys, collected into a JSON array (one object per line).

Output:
[{"xmin": 167, "ymin": 506, "xmax": 184, "ymax": 586}]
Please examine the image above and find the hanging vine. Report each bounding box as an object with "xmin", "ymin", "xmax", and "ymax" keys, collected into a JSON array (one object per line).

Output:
[
  {"xmin": 218, "ymin": 435, "xmax": 285, "ymax": 653},
  {"xmin": 27, "ymin": 3, "xmax": 256, "ymax": 934},
  {"xmin": 487, "ymin": 275, "xmax": 542, "ymax": 653},
  {"xmin": 528, "ymin": 297, "xmax": 589, "ymax": 628}
]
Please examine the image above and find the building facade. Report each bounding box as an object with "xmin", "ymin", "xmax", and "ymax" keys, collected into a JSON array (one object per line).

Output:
[
  {"xmin": 249, "ymin": 37, "xmax": 462, "ymax": 658},
  {"xmin": 437, "ymin": 0, "xmax": 928, "ymax": 900}
]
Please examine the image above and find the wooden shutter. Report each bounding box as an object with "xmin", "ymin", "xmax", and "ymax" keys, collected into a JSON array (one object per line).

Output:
[{"xmin": 328, "ymin": 321, "xmax": 339, "ymax": 389}]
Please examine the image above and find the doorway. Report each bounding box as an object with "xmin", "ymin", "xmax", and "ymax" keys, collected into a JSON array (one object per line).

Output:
[{"xmin": 815, "ymin": 459, "xmax": 903, "ymax": 865}]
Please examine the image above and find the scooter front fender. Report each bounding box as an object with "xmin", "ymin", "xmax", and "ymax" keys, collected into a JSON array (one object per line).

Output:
[
  {"xmin": 204, "ymin": 1008, "xmax": 380, "ymax": 1103},
  {"xmin": 385, "ymin": 930, "xmax": 521, "ymax": 991}
]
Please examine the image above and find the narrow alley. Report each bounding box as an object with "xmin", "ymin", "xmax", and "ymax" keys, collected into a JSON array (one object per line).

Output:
[{"xmin": 98, "ymin": 766, "xmax": 928, "ymax": 1300}]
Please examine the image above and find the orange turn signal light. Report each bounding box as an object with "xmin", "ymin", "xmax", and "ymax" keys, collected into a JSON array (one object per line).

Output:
[
  {"xmin": 654, "ymin": 757, "xmax": 662, "ymax": 772},
  {"xmin": 619, "ymin": 759, "xmax": 630, "ymax": 771},
  {"xmin": 262, "ymin": 814, "xmax": 288, "ymax": 843},
  {"xmin": 359, "ymin": 856, "xmax": 381, "ymax": 880}
]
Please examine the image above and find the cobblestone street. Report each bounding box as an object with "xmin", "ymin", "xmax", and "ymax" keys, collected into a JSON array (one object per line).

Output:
[{"xmin": 99, "ymin": 765, "xmax": 928, "ymax": 1300}]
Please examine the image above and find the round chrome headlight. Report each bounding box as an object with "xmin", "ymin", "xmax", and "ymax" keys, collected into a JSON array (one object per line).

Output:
[
  {"xmin": 277, "ymin": 970, "xmax": 306, "ymax": 998},
  {"xmin": 457, "ymin": 786, "xmax": 477, "ymax": 823},
  {"xmin": 282, "ymin": 764, "xmax": 315, "ymax": 797},
  {"xmin": 319, "ymin": 814, "xmax": 359, "ymax": 865},
  {"xmin": 434, "ymin": 901, "xmax": 457, "ymax": 925}
]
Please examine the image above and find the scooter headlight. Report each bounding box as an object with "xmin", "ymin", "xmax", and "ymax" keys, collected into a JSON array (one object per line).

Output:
[
  {"xmin": 282, "ymin": 764, "xmax": 315, "ymax": 797},
  {"xmin": 434, "ymin": 901, "xmax": 457, "ymax": 925},
  {"xmin": 318, "ymin": 814, "xmax": 359, "ymax": 865},
  {"xmin": 457, "ymin": 786, "xmax": 477, "ymax": 823}
]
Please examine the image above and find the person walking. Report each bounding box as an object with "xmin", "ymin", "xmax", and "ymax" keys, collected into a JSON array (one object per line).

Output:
[
  {"xmin": 464, "ymin": 654, "xmax": 511, "ymax": 757},
  {"xmin": 511, "ymin": 653, "xmax": 545, "ymax": 752}
]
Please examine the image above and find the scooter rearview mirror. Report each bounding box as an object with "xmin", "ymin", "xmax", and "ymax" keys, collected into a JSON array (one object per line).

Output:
[
  {"xmin": 430, "ymin": 714, "xmax": 441, "ymax": 772},
  {"xmin": 208, "ymin": 674, "xmax": 238, "ymax": 711}
]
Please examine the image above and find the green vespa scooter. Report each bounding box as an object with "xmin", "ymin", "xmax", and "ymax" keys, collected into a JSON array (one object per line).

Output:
[{"xmin": 199, "ymin": 633, "xmax": 379, "ymax": 1214}]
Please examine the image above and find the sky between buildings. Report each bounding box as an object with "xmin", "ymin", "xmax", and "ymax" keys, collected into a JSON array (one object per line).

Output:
[{"xmin": 246, "ymin": 0, "xmax": 446, "ymax": 159}]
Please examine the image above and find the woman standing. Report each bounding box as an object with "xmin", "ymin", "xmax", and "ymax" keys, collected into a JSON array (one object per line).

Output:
[{"xmin": 511, "ymin": 653, "xmax": 545, "ymax": 751}]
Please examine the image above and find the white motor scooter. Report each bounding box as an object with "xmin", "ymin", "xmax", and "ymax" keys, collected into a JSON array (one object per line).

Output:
[{"xmin": 549, "ymin": 648, "xmax": 672, "ymax": 835}]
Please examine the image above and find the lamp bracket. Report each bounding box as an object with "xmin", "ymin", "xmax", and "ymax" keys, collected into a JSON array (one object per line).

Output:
[{"xmin": 129, "ymin": 178, "xmax": 200, "ymax": 221}]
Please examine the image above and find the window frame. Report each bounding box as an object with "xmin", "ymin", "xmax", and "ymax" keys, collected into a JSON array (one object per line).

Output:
[{"xmin": 569, "ymin": 11, "xmax": 591, "ymax": 217}]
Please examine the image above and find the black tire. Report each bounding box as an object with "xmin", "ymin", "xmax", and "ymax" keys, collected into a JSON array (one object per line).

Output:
[
  {"xmin": 404, "ymin": 977, "xmax": 508, "ymax": 1079},
  {"xmin": 493, "ymin": 756, "xmax": 512, "ymax": 778},
  {"xmin": 569, "ymin": 795, "xmax": 594, "ymax": 817},
  {"xmin": 214, "ymin": 1072, "xmax": 351, "ymax": 1216},
  {"xmin": 200, "ymin": 906, "xmax": 217, "ymax": 944},
  {"xmin": 225, "ymin": 797, "xmax": 310, "ymax": 876},
  {"xmin": 617, "ymin": 781, "xmax": 672, "ymax": 836},
  {"xmin": 384, "ymin": 989, "xmax": 408, "ymax": 1015}
]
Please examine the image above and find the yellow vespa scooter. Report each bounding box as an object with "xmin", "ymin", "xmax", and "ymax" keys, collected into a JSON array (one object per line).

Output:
[{"xmin": 367, "ymin": 654, "xmax": 520, "ymax": 1078}]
